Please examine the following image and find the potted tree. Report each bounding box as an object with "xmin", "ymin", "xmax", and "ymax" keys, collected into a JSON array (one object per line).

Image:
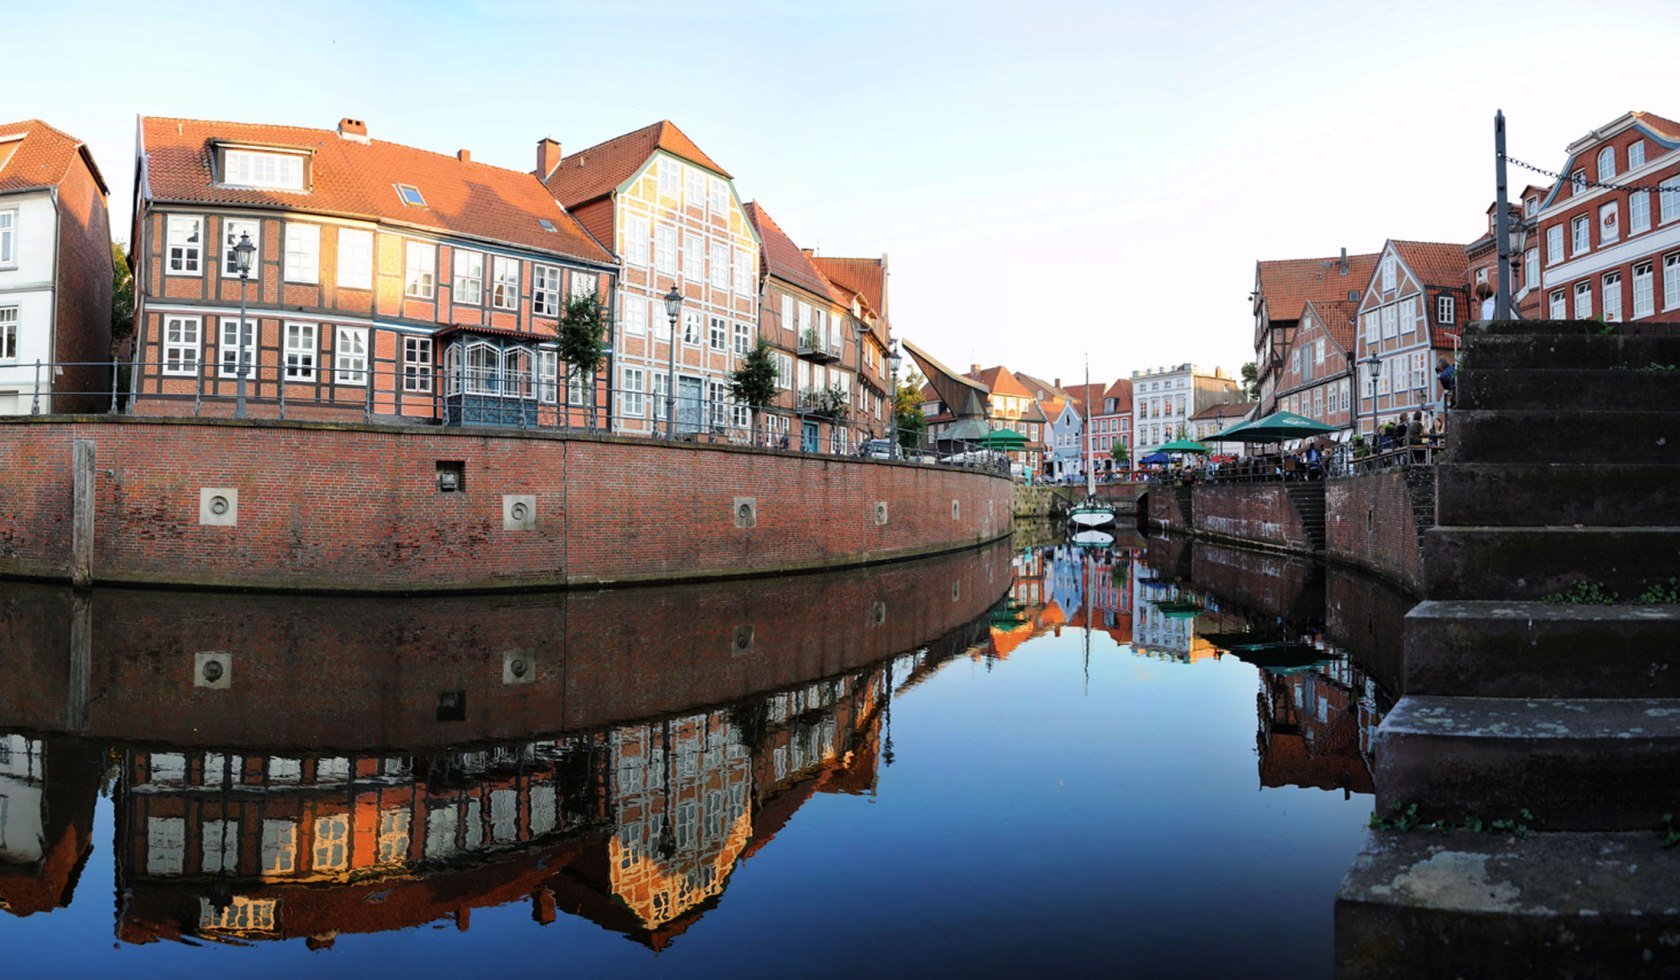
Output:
[{"xmin": 729, "ymin": 337, "xmax": 781, "ymax": 445}]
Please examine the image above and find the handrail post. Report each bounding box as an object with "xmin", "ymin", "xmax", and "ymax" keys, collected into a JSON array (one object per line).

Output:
[
  {"xmin": 109, "ymin": 358, "xmax": 119, "ymax": 414},
  {"xmin": 31, "ymin": 359, "xmax": 41, "ymax": 414}
]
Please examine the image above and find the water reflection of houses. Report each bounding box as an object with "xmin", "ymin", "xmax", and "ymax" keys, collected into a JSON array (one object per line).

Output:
[{"xmin": 0, "ymin": 736, "xmax": 100, "ymax": 917}]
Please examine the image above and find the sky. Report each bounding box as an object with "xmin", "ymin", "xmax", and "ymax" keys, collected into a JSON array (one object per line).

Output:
[{"xmin": 17, "ymin": 0, "xmax": 1680, "ymax": 386}]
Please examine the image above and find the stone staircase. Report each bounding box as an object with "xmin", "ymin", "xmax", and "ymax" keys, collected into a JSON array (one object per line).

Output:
[
  {"xmin": 1336, "ymin": 321, "xmax": 1680, "ymax": 977},
  {"xmin": 1284, "ymin": 482, "xmax": 1327, "ymax": 551}
]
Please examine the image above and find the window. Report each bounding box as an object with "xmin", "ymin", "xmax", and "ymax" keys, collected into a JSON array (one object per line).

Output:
[
  {"xmin": 622, "ymin": 366, "xmax": 646, "ymax": 417},
  {"xmin": 533, "ymin": 264, "xmax": 561, "ymax": 316},
  {"xmin": 1629, "ymin": 141, "xmax": 1646, "ymax": 170},
  {"xmin": 683, "ymin": 310, "xmax": 702, "ymax": 345},
  {"xmin": 1362, "ymin": 311, "xmax": 1377, "ymax": 342},
  {"xmin": 338, "ymin": 228, "xmax": 372, "ymax": 289},
  {"xmin": 202, "ymin": 818, "xmax": 239, "ymax": 873},
  {"xmin": 491, "ymin": 256, "xmax": 519, "ymax": 310},
  {"xmin": 1436, "ymin": 295, "xmax": 1454, "ymax": 324},
  {"xmin": 1667, "ymin": 254, "xmax": 1680, "ymax": 311},
  {"xmin": 569, "ymin": 270, "xmax": 596, "ymax": 300},
  {"xmin": 403, "ymin": 336, "xmax": 431, "ymax": 391},
  {"xmin": 733, "ymin": 321, "xmax": 751, "ymax": 356},
  {"xmin": 623, "ymin": 214, "xmax": 649, "ymax": 267},
  {"xmin": 314, "ymin": 814, "xmax": 349, "ymax": 873},
  {"xmin": 395, "ymin": 183, "xmax": 426, "ymax": 207},
  {"xmin": 0, "ymin": 209, "xmax": 14, "ymax": 265},
  {"xmin": 1525, "ymin": 196, "xmax": 1539, "ymax": 217},
  {"xmin": 707, "ymin": 379, "xmax": 728, "ymax": 426},
  {"xmin": 283, "ymin": 223, "xmax": 320, "ymax": 283},
  {"xmin": 1597, "ymin": 146, "xmax": 1615, "ymax": 181},
  {"xmin": 405, "ymin": 242, "xmax": 435, "ymax": 298},
  {"xmin": 652, "ymin": 373, "xmax": 670, "ymax": 421},
  {"xmin": 283, "ymin": 322, "xmax": 316, "ymax": 380},
  {"xmin": 1633, "ymin": 263, "xmax": 1654, "ymax": 318},
  {"xmin": 1602, "ymin": 271, "xmax": 1623, "ymax": 322},
  {"xmin": 683, "ymin": 233, "xmax": 703, "ymax": 279},
  {"xmin": 568, "ymin": 356, "xmax": 587, "ymax": 405},
  {"xmin": 538, "ymin": 350, "xmax": 558, "ymax": 403},
  {"xmin": 261, "ymin": 819, "xmax": 297, "ymax": 875},
  {"xmin": 709, "ymin": 176, "xmax": 728, "ymax": 214},
  {"xmin": 224, "ymin": 149, "xmax": 305, "ymax": 190},
  {"xmin": 1550, "ymin": 289, "xmax": 1567, "ymax": 319},
  {"xmin": 453, "ymin": 249, "xmax": 484, "ymax": 304},
  {"xmin": 1571, "ymin": 170, "xmax": 1587, "ymax": 196},
  {"xmin": 685, "ymin": 166, "xmax": 704, "ymax": 205},
  {"xmin": 655, "ymin": 225, "xmax": 677, "ymax": 273},
  {"xmin": 622, "ymin": 294, "xmax": 647, "ymax": 335},
  {"xmin": 162, "ymin": 315, "xmax": 200, "ymax": 374},
  {"xmin": 1571, "ymin": 215, "xmax": 1590, "ymax": 255},
  {"xmin": 1546, "ymin": 225, "xmax": 1564, "ymax": 266},
  {"xmin": 1315, "ymin": 338, "xmax": 1325, "ymax": 365},
  {"xmin": 1661, "ymin": 177, "xmax": 1680, "ymax": 225},
  {"xmin": 709, "ymin": 242, "xmax": 729, "ymax": 289},
  {"xmin": 1381, "ymin": 304, "xmax": 1397, "ymax": 338},
  {"xmin": 0, "ymin": 306, "xmax": 15, "ymax": 360},
  {"xmin": 221, "ymin": 218, "xmax": 260, "ymax": 277},
  {"xmin": 167, "ymin": 215, "xmax": 203, "ymax": 274},
  {"xmin": 377, "ymin": 809, "xmax": 410, "ymax": 865},
  {"xmin": 147, "ymin": 817, "xmax": 186, "ymax": 875},
  {"xmin": 734, "ymin": 248, "xmax": 753, "ymax": 294},
  {"xmin": 1631, "ymin": 191, "xmax": 1651, "ymax": 235},
  {"xmin": 1381, "ymin": 255, "xmax": 1395, "ymax": 291},
  {"xmin": 776, "ymin": 352, "xmax": 792, "ymax": 391},
  {"xmin": 218, "ymin": 317, "xmax": 255, "ymax": 377},
  {"xmin": 1524, "ymin": 247, "xmax": 1539, "ymax": 290},
  {"xmin": 1599, "ymin": 202, "xmax": 1619, "ymax": 244},
  {"xmin": 709, "ymin": 315, "xmax": 726, "ymax": 351},
  {"xmin": 335, "ymin": 326, "xmax": 368, "ymax": 384},
  {"xmin": 1574, "ymin": 281, "xmax": 1592, "ymax": 319},
  {"xmin": 1290, "ymin": 349, "xmax": 1300, "ymax": 376},
  {"xmin": 658, "ymin": 160, "xmax": 679, "ymax": 198}
]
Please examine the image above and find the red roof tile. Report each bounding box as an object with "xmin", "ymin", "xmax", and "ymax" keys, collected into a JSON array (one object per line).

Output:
[
  {"xmin": 1256, "ymin": 252, "xmax": 1379, "ymax": 324},
  {"xmin": 1304, "ymin": 298, "xmax": 1359, "ymax": 354},
  {"xmin": 1189, "ymin": 400, "xmax": 1254, "ymax": 421},
  {"xmin": 1633, "ymin": 111, "xmax": 1680, "ymax": 141},
  {"xmin": 970, "ymin": 365, "xmax": 1035, "ymax": 399},
  {"xmin": 1100, "ymin": 378, "xmax": 1133, "ymax": 411},
  {"xmin": 1391, "ymin": 240, "xmax": 1469, "ymax": 288},
  {"xmin": 0, "ymin": 119, "xmax": 105, "ymax": 196},
  {"xmin": 1062, "ymin": 382, "xmax": 1108, "ymax": 418},
  {"xmin": 742, "ymin": 202, "xmax": 835, "ymax": 303},
  {"xmin": 543, "ymin": 120, "xmax": 729, "ymax": 209},
  {"xmin": 140, "ymin": 116, "xmax": 611, "ymax": 264},
  {"xmin": 809, "ymin": 256, "xmax": 886, "ymax": 320}
]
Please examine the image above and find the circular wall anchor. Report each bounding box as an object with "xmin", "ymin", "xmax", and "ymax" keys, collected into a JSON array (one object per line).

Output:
[
  {"xmin": 209, "ymin": 495, "xmax": 230, "ymax": 515},
  {"xmin": 511, "ymin": 501, "xmax": 530, "ymax": 522}
]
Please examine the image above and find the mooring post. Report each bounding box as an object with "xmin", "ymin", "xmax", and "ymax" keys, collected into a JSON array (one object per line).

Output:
[
  {"xmin": 72, "ymin": 439, "xmax": 95, "ymax": 588},
  {"xmin": 68, "ymin": 592, "xmax": 91, "ymax": 731}
]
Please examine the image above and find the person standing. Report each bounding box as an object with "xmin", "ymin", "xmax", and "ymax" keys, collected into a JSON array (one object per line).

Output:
[{"xmin": 1406, "ymin": 412, "xmax": 1423, "ymax": 462}]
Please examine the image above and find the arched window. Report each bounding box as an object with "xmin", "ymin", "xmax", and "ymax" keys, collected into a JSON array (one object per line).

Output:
[{"xmin": 466, "ymin": 342, "xmax": 501, "ymax": 395}]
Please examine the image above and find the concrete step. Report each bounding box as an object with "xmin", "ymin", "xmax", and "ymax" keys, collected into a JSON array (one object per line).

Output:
[
  {"xmin": 1372, "ymin": 695, "xmax": 1680, "ymax": 830},
  {"xmin": 1436, "ymin": 463, "xmax": 1680, "ymax": 527},
  {"xmin": 1474, "ymin": 317, "xmax": 1680, "ymax": 337},
  {"xmin": 1404, "ymin": 600, "xmax": 1680, "ymax": 698},
  {"xmin": 1422, "ymin": 525, "xmax": 1680, "ymax": 601},
  {"xmin": 1449, "ymin": 409, "xmax": 1680, "ymax": 465},
  {"xmin": 1336, "ymin": 829, "xmax": 1680, "ymax": 979},
  {"xmin": 1465, "ymin": 332, "xmax": 1680, "ymax": 371},
  {"xmin": 1458, "ymin": 366, "xmax": 1680, "ymax": 411}
]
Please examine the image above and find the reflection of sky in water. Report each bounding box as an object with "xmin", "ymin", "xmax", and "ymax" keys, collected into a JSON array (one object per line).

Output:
[{"xmin": 0, "ymin": 540, "xmax": 1401, "ymax": 979}]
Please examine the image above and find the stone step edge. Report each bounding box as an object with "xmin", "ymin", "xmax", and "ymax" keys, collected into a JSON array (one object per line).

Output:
[
  {"xmin": 1406, "ymin": 598, "xmax": 1680, "ymax": 623},
  {"xmin": 1378, "ymin": 694, "xmax": 1680, "ymax": 740}
]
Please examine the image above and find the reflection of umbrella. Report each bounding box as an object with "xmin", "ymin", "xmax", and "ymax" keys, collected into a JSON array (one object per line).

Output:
[
  {"xmin": 1140, "ymin": 450, "xmax": 1172, "ymax": 465},
  {"xmin": 1209, "ymin": 410, "xmax": 1336, "ymax": 443},
  {"xmin": 979, "ymin": 428, "xmax": 1026, "ymax": 449},
  {"xmin": 1158, "ymin": 438, "xmax": 1211, "ymax": 453}
]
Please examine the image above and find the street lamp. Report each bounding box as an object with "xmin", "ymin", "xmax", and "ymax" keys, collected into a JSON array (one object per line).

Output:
[
  {"xmin": 1361, "ymin": 352, "xmax": 1382, "ymax": 441},
  {"xmin": 662, "ymin": 285, "xmax": 682, "ymax": 439},
  {"xmin": 231, "ymin": 232, "xmax": 256, "ymax": 419},
  {"xmin": 886, "ymin": 341, "xmax": 903, "ymax": 460}
]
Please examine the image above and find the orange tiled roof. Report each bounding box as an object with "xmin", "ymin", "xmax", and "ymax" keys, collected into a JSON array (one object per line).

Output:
[
  {"xmin": 810, "ymin": 256, "xmax": 885, "ymax": 320},
  {"xmin": 1391, "ymin": 240, "xmax": 1469, "ymax": 288},
  {"xmin": 1099, "ymin": 378, "xmax": 1133, "ymax": 411},
  {"xmin": 1062, "ymin": 382, "xmax": 1107, "ymax": 418},
  {"xmin": 1633, "ymin": 110, "xmax": 1680, "ymax": 140},
  {"xmin": 0, "ymin": 119, "xmax": 105, "ymax": 196},
  {"xmin": 1189, "ymin": 399, "xmax": 1254, "ymax": 421},
  {"xmin": 742, "ymin": 201, "xmax": 834, "ymax": 303},
  {"xmin": 971, "ymin": 365, "xmax": 1035, "ymax": 399},
  {"xmin": 544, "ymin": 119, "xmax": 730, "ymax": 209},
  {"xmin": 1305, "ymin": 298, "xmax": 1359, "ymax": 354},
  {"xmin": 1257, "ymin": 252, "xmax": 1379, "ymax": 323},
  {"xmin": 140, "ymin": 116, "xmax": 612, "ymax": 264}
]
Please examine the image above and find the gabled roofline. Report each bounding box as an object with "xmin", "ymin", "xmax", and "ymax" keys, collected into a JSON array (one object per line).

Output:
[{"xmin": 1538, "ymin": 117, "xmax": 1680, "ymax": 212}]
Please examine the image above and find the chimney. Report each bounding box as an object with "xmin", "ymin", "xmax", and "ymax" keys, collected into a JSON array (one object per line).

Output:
[
  {"xmin": 1054, "ymin": 378, "xmax": 1062, "ymax": 389},
  {"xmin": 537, "ymin": 138, "xmax": 562, "ymax": 177},
  {"xmin": 457, "ymin": 149, "xmax": 472, "ymax": 163},
  {"xmin": 801, "ymin": 247, "xmax": 815, "ymax": 258},
  {"xmin": 1338, "ymin": 247, "xmax": 1348, "ymax": 275},
  {"xmin": 970, "ymin": 363, "xmax": 982, "ymax": 376},
  {"xmin": 337, "ymin": 117, "xmax": 369, "ymax": 143}
]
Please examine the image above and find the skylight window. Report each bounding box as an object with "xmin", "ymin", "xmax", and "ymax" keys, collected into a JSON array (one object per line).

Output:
[
  {"xmin": 395, "ymin": 183, "xmax": 426, "ymax": 207},
  {"xmin": 538, "ymin": 218, "xmax": 557, "ymax": 232}
]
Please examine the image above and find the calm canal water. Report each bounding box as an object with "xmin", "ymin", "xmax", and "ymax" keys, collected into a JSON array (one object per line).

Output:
[{"xmin": 0, "ymin": 532, "xmax": 1414, "ymax": 978}]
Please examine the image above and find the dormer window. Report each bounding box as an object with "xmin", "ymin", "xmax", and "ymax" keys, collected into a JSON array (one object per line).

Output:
[
  {"xmin": 395, "ymin": 183, "xmax": 426, "ymax": 207},
  {"xmin": 1524, "ymin": 196, "xmax": 1538, "ymax": 217},
  {"xmin": 221, "ymin": 148, "xmax": 307, "ymax": 190}
]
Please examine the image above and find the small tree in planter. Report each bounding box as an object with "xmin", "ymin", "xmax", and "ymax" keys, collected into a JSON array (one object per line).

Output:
[
  {"xmin": 729, "ymin": 338, "xmax": 781, "ymax": 443},
  {"xmin": 557, "ymin": 294, "xmax": 609, "ymax": 429},
  {"xmin": 1109, "ymin": 440, "xmax": 1130, "ymax": 474}
]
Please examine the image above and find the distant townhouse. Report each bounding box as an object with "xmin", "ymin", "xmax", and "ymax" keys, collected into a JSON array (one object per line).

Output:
[
  {"xmin": 1353, "ymin": 240, "xmax": 1468, "ymax": 433},
  {"xmin": 1465, "ymin": 189, "xmax": 1547, "ymax": 319},
  {"xmin": 1187, "ymin": 400, "xmax": 1254, "ymax": 443},
  {"xmin": 810, "ymin": 255, "xmax": 893, "ymax": 442},
  {"xmin": 1084, "ymin": 378, "xmax": 1133, "ymax": 475},
  {"xmin": 967, "ymin": 364, "xmax": 1048, "ymax": 473},
  {"xmin": 1045, "ymin": 398, "xmax": 1081, "ymax": 481},
  {"xmin": 0, "ymin": 120, "xmax": 114, "ymax": 414},
  {"xmin": 1272, "ymin": 299, "xmax": 1357, "ymax": 438},
  {"xmin": 1130, "ymin": 364, "xmax": 1240, "ymax": 458},
  {"xmin": 542, "ymin": 121, "xmax": 758, "ymax": 437},
  {"xmin": 1530, "ymin": 111, "xmax": 1680, "ymax": 323},
  {"xmin": 1250, "ymin": 249, "xmax": 1376, "ymax": 415},
  {"xmin": 128, "ymin": 116, "xmax": 617, "ymax": 424}
]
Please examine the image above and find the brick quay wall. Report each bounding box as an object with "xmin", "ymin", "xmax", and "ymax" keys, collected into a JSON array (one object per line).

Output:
[{"xmin": 0, "ymin": 416, "xmax": 1013, "ymax": 592}]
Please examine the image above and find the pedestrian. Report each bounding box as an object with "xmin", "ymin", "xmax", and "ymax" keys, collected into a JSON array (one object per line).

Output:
[
  {"xmin": 1405, "ymin": 412, "xmax": 1423, "ymax": 462},
  {"xmin": 1437, "ymin": 359, "xmax": 1456, "ymax": 408},
  {"xmin": 1476, "ymin": 281, "xmax": 1495, "ymax": 320}
]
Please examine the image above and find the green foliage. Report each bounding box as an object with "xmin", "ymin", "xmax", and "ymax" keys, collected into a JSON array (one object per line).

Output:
[
  {"xmin": 1662, "ymin": 813, "xmax": 1680, "ymax": 849},
  {"xmin": 556, "ymin": 294, "xmax": 609, "ymax": 379},
  {"xmin": 1369, "ymin": 802, "xmax": 1420, "ymax": 832},
  {"xmin": 893, "ymin": 372, "xmax": 927, "ymax": 450},
  {"xmin": 1239, "ymin": 360, "xmax": 1259, "ymax": 400},
  {"xmin": 111, "ymin": 242, "xmax": 135, "ymax": 343},
  {"xmin": 800, "ymin": 386, "xmax": 850, "ymax": 421},
  {"xmin": 1543, "ymin": 580, "xmax": 1620, "ymax": 605},
  {"xmin": 1109, "ymin": 440, "xmax": 1130, "ymax": 464},
  {"xmin": 729, "ymin": 338, "xmax": 780, "ymax": 409},
  {"xmin": 1372, "ymin": 803, "xmax": 1534, "ymax": 837},
  {"xmin": 1641, "ymin": 362, "xmax": 1680, "ymax": 372},
  {"xmin": 1637, "ymin": 578, "xmax": 1680, "ymax": 605},
  {"xmin": 1350, "ymin": 434, "xmax": 1372, "ymax": 459}
]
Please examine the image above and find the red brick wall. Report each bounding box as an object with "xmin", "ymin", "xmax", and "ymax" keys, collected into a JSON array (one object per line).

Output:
[
  {"xmin": 1191, "ymin": 484, "xmax": 1312, "ymax": 551},
  {"xmin": 1324, "ymin": 469, "xmax": 1433, "ymax": 594},
  {"xmin": 0, "ymin": 417, "xmax": 1012, "ymax": 591},
  {"xmin": 51, "ymin": 153, "xmax": 114, "ymax": 412},
  {"xmin": 1144, "ymin": 485, "xmax": 1189, "ymax": 530}
]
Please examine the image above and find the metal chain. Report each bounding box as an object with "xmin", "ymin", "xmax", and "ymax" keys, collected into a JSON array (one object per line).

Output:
[{"xmin": 1505, "ymin": 153, "xmax": 1677, "ymax": 194}]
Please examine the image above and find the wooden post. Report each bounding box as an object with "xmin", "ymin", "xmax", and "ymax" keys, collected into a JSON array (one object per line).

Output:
[
  {"xmin": 72, "ymin": 439, "xmax": 94, "ymax": 588},
  {"xmin": 68, "ymin": 592, "xmax": 91, "ymax": 730}
]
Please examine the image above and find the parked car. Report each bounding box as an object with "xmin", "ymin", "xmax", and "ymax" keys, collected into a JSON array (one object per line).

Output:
[{"xmin": 862, "ymin": 438, "xmax": 894, "ymax": 460}]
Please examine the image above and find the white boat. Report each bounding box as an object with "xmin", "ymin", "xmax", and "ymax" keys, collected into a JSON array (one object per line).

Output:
[{"xmin": 1066, "ymin": 356, "xmax": 1117, "ymax": 532}]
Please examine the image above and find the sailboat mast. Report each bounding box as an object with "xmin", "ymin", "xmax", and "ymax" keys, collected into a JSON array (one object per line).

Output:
[{"xmin": 1084, "ymin": 355, "xmax": 1095, "ymax": 498}]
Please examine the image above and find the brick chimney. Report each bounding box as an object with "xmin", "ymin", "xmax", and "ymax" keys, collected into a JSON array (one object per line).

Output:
[
  {"xmin": 337, "ymin": 117, "xmax": 369, "ymax": 143},
  {"xmin": 457, "ymin": 149, "xmax": 472, "ymax": 163},
  {"xmin": 1054, "ymin": 377, "xmax": 1062, "ymax": 389},
  {"xmin": 970, "ymin": 363, "xmax": 982, "ymax": 376},
  {"xmin": 1339, "ymin": 247, "xmax": 1349, "ymax": 275},
  {"xmin": 537, "ymin": 138, "xmax": 562, "ymax": 177}
]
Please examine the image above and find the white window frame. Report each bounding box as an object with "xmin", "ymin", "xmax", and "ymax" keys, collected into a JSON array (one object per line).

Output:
[
  {"xmin": 1571, "ymin": 170, "xmax": 1587, "ymax": 196},
  {"xmin": 652, "ymin": 372, "xmax": 670, "ymax": 421},
  {"xmin": 337, "ymin": 228, "xmax": 373, "ymax": 290},
  {"xmin": 1602, "ymin": 271, "xmax": 1623, "ymax": 322},
  {"xmin": 655, "ymin": 224, "xmax": 677, "ymax": 274},
  {"xmin": 283, "ymin": 222, "xmax": 320, "ymax": 284},
  {"xmin": 0, "ymin": 306, "xmax": 16, "ymax": 360},
  {"xmin": 335, "ymin": 326, "xmax": 368, "ymax": 385},
  {"xmin": 708, "ymin": 176, "xmax": 728, "ymax": 214},
  {"xmin": 685, "ymin": 166, "xmax": 704, "ymax": 206},
  {"xmin": 162, "ymin": 315, "xmax": 200, "ymax": 375},
  {"xmin": 623, "ymin": 213, "xmax": 649, "ymax": 267},
  {"xmin": 167, "ymin": 215, "xmax": 203, "ymax": 275},
  {"xmin": 221, "ymin": 218, "xmax": 260, "ymax": 278},
  {"xmin": 283, "ymin": 321, "xmax": 316, "ymax": 381},
  {"xmin": 1381, "ymin": 304, "xmax": 1397, "ymax": 338},
  {"xmin": 732, "ymin": 321, "xmax": 751, "ymax": 357},
  {"xmin": 538, "ymin": 349, "xmax": 558, "ymax": 404},
  {"xmin": 1598, "ymin": 201, "xmax": 1619, "ymax": 245},
  {"xmin": 1574, "ymin": 281, "xmax": 1593, "ymax": 319},
  {"xmin": 1524, "ymin": 247, "xmax": 1539, "ymax": 291},
  {"xmin": 1381, "ymin": 255, "xmax": 1396, "ymax": 292},
  {"xmin": 622, "ymin": 365, "xmax": 646, "ymax": 418},
  {"xmin": 403, "ymin": 335, "xmax": 432, "ymax": 392},
  {"xmin": 223, "ymin": 149, "xmax": 305, "ymax": 190},
  {"xmin": 1546, "ymin": 224, "xmax": 1564, "ymax": 266},
  {"xmin": 1661, "ymin": 177, "xmax": 1680, "ymax": 226},
  {"xmin": 0, "ymin": 208, "xmax": 15, "ymax": 267},
  {"xmin": 1571, "ymin": 215, "xmax": 1590, "ymax": 256},
  {"xmin": 533, "ymin": 264, "xmax": 561, "ymax": 316},
  {"xmin": 1629, "ymin": 141, "xmax": 1646, "ymax": 170},
  {"xmin": 1630, "ymin": 191, "xmax": 1652, "ymax": 235},
  {"xmin": 622, "ymin": 293, "xmax": 646, "ymax": 335},
  {"xmin": 1633, "ymin": 262, "xmax": 1654, "ymax": 319},
  {"xmin": 734, "ymin": 248, "xmax": 753, "ymax": 294},
  {"xmin": 657, "ymin": 160, "xmax": 679, "ymax": 198},
  {"xmin": 569, "ymin": 270, "xmax": 597, "ymax": 300},
  {"xmin": 491, "ymin": 255, "xmax": 519, "ymax": 311},
  {"xmin": 709, "ymin": 315, "xmax": 726, "ymax": 351},
  {"xmin": 453, "ymin": 249, "xmax": 484, "ymax": 305},
  {"xmin": 1666, "ymin": 253, "xmax": 1680, "ymax": 312},
  {"xmin": 404, "ymin": 241, "xmax": 436, "ymax": 299},
  {"xmin": 218, "ymin": 317, "xmax": 255, "ymax": 378},
  {"xmin": 1436, "ymin": 295, "xmax": 1454, "ymax": 324},
  {"xmin": 261, "ymin": 819, "xmax": 297, "ymax": 875},
  {"xmin": 1597, "ymin": 146, "xmax": 1616, "ymax": 181},
  {"xmin": 710, "ymin": 242, "xmax": 730, "ymax": 289},
  {"xmin": 1549, "ymin": 288, "xmax": 1567, "ymax": 319},
  {"xmin": 683, "ymin": 233, "xmax": 703, "ymax": 279}
]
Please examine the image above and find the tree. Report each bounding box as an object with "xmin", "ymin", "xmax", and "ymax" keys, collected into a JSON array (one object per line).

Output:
[
  {"xmin": 1240, "ymin": 360, "xmax": 1259, "ymax": 401},
  {"xmin": 729, "ymin": 338, "xmax": 780, "ymax": 441},
  {"xmin": 893, "ymin": 372, "xmax": 927, "ymax": 451},
  {"xmin": 1109, "ymin": 440, "xmax": 1130, "ymax": 468},
  {"xmin": 556, "ymin": 294, "xmax": 609, "ymax": 428},
  {"xmin": 111, "ymin": 242, "xmax": 135, "ymax": 345}
]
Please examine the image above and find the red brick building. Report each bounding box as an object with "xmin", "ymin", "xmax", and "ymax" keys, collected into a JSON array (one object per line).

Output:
[
  {"xmin": 0, "ymin": 120, "xmax": 114, "ymax": 414},
  {"xmin": 1531, "ymin": 111, "xmax": 1680, "ymax": 322},
  {"xmin": 1272, "ymin": 298, "xmax": 1357, "ymax": 437},
  {"xmin": 1251, "ymin": 250, "xmax": 1377, "ymax": 416},
  {"xmin": 811, "ymin": 255, "xmax": 893, "ymax": 443},
  {"xmin": 1465, "ymin": 189, "xmax": 1547, "ymax": 320},
  {"xmin": 127, "ymin": 116, "xmax": 617, "ymax": 424},
  {"xmin": 1085, "ymin": 378, "xmax": 1133, "ymax": 474},
  {"xmin": 1354, "ymin": 240, "xmax": 1468, "ymax": 434}
]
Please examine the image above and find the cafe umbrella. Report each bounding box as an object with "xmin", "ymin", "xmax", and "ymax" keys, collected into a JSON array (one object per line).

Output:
[{"xmin": 1206, "ymin": 410, "xmax": 1337, "ymax": 444}]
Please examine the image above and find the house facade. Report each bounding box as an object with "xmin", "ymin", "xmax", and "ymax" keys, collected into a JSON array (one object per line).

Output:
[
  {"xmin": 1187, "ymin": 399, "xmax": 1254, "ymax": 443},
  {"xmin": 811, "ymin": 255, "xmax": 892, "ymax": 443},
  {"xmin": 1251, "ymin": 250, "xmax": 1376, "ymax": 416},
  {"xmin": 967, "ymin": 364, "xmax": 1048, "ymax": 474},
  {"xmin": 1353, "ymin": 240, "xmax": 1468, "ymax": 434},
  {"xmin": 128, "ymin": 117, "xmax": 616, "ymax": 424},
  {"xmin": 1085, "ymin": 378, "xmax": 1133, "ymax": 475},
  {"xmin": 1272, "ymin": 299, "xmax": 1357, "ymax": 437},
  {"xmin": 543, "ymin": 121, "xmax": 758, "ymax": 438},
  {"xmin": 1046, "ymin": 398, "xmax": 1082, "ymax": 481},
  {"xmin": 1531, "ymin": 111, "xmax": 1680, "ymax": 323},
  {"xmin": 1465, "ymin": 189, "xmax": 1548, "ymax": 320},
  {"xmin": 1130, "ymin": 364, "xmax": 1241, "ymax": 459},
  {"xmin": 0, "ymin": 120, "xmax": 114, "ymax": 414}
]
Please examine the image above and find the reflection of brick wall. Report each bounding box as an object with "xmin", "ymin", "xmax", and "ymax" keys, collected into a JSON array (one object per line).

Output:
[
  {"xmin": 0, "ymin": 417, "xmax": 1012, "ymax": 590},
  {"xmin": 1324, "ymin": 469, "xmax": 1433, "ymax": 594}
]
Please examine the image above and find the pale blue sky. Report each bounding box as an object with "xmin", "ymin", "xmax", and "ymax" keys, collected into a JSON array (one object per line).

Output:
[{"xmin": 18, "ymin": 0, "xmax": 1680, "ymax": 383}]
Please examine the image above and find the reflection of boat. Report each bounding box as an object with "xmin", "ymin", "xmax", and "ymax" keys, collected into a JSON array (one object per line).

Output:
[{"xmin": 1070, "ymin": 528, "xmax": 1115, "ymax": 547}]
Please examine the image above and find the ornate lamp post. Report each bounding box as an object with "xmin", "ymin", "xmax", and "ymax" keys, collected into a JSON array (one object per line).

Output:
[
  {"xmin": 231, "ymin": 232, "xmax": 256, "ymax": 419},
  {"xmin": 1361, "ymin": 352, "xmax": 1382, "ymax": 441},
  {"xmin": 886, "ymin": 340, "xmax": 903, "ymax": 460},
  {"xmin": 662, "ymin": 285, "xmax": 682, "ymax": 439}
]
